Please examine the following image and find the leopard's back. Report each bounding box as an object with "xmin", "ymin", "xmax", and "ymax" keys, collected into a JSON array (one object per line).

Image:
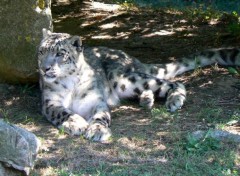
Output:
[{"xmin": 84, "ymin": 46, "xmax": 240, "ymax": 81}]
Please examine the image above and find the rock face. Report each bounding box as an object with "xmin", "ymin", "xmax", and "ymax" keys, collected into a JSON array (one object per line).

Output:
[
  {"xmin": 192, "ymin": 130, "xmax": 240, "ymax": 143},
  {"xmin": 0, "ymin": 120, "xmax": 41, "ymax": 175},
  {"xmin": 0, "ymin": 0, "xmax": 52, "ymax": 83}
]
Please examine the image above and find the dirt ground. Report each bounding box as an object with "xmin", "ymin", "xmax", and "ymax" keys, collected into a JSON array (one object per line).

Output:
[{"xmin": 1, "ymin": 0, "xmax": 240, "ymax": 175}]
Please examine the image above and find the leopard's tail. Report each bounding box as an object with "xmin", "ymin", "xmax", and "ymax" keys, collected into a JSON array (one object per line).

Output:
[{"xmin": 144, "ymin": 48, "xmax": 240, "ymax": 79}]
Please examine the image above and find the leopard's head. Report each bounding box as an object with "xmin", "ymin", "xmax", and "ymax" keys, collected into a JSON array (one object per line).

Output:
[{"xmin": 38, "ymin": 29, "xmax": 83, "ymax": 83}]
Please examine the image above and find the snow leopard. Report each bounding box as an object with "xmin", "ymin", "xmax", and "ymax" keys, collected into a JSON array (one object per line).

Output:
[{"xmin": 38, "ymin": 29, "xmax": 240, "ymax": 142}]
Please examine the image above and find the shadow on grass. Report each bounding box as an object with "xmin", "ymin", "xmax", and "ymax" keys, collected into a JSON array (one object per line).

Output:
[{"xmin": 1, "ymin": 0, "xmax": 240, "ymax": 175}]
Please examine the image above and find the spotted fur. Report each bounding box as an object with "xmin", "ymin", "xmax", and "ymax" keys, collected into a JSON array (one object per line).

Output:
[{"xmin": 38, "ymin": 29, "xmax": 239, "ymax": 142}]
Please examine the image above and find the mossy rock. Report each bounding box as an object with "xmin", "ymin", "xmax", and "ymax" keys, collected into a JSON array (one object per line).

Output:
[{"xmin": 0, "ymin": 0, "xmax": 52, "ymax": 83}]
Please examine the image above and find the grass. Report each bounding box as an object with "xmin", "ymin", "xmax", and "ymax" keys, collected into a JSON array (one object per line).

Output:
[
  {"xmin": 2, "ymin": 75, "xmax": 239, "ymax": 176},
  {"xmin": 2, "ymin": 1, "xmax": 240, "ymax": 175},
  {"xmin": 22, "ymin": 71, "xmax": 238, "ymax": 176},
  {"xmin": 39, "ymin": 144, "xmax": 239, "ymax": 176}
]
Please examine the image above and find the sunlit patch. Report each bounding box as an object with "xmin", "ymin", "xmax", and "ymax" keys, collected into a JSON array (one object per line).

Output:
[
  {"xmin": 209, "ymin": 19, "xmax": 218, "ymax": 25},
  {"xmin": 91, "ymin": 31, "xmax": 131, "ymax": 39},
  {"xmin": 166, "ymin": 9, "xmax": 183, "ymax": 15},
  {"xmin": 199, "ymin": 80, "xmax": 213, "ymax": 88},
  {"xmin": 143, "ymin": 30, "xmax": 175, "ymax": 37},
  {"xmin": 4, "ymin": 97, "xmax": 20, "ymax": 106},
  {"xmin": 91, "ymin": 35, "xmax": 114, "ymax": 39},
  {"xmin": 100, "ymin": 22, "xmax": 121, "ymax": 29},
  {"xmin": 180, "ymin": 19, "xmax": 187, "ymax": 23},
  {"xmin": 91, "ymin": 1, "xmax": 121, "ymax": 12},
  {"xmin": 135, "ymin": 118, "xmax": 151, "ymax": 126}
]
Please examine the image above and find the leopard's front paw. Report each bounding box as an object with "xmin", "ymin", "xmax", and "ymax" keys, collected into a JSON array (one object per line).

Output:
[
  {"xmin": 166, "ymin": 83, "xmax": 186, "ymax": 112},
  {"xmin": 58, "ymin": 114, "xmax": 89, "ymax": 135},
  {"xmin": 166, "ymin": 94, "xmax": 186, "ymax": 112},
  {"xmin": 139, "ymin": 90, "xmax": 154, "ymax": 109},
  {"xmin": 84, "ymin": 123, "xmax": 112, "ymax": 142}
]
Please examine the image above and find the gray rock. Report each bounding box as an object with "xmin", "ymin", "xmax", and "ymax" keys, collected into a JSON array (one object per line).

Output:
[
  {"xmin": 0, "ymin": 162, "xmax": 24, "ymax": 176},
  {"xmin": 192, "ymin": 129, "xmax": 240, "ymax": 143},
  {"xmin": 0, "ymin": 120, "xmax": 41, "ymax": 175},
  {"xmin": 0, "ymin": 0, "xmax": 52, "ymax": 83}
]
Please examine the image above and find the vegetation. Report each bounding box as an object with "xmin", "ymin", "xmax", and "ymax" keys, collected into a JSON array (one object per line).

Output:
[{"xmin": 1, "ymin": 0, "xmax": 240, "ymax": 175}]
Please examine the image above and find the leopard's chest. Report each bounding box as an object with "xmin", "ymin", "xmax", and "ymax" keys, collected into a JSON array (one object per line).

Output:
[{"xmin": 58, "ymin": 78, "xmax": 104, "ymax": 119}]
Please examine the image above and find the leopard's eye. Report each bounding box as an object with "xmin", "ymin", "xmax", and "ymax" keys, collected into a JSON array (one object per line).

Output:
[{"xmin": 56, "ymin": 52, "xmax": 64, "ymax": 57}]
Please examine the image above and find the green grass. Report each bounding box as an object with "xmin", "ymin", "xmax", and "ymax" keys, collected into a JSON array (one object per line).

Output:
[{"xmin": 45, "ymin": 145, "xmax": 239, "ymax": 176}]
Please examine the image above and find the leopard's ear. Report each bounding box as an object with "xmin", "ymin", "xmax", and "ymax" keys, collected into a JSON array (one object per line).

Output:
[
  {"xmin": 69, "ymin": 36, "xmax": 83, "ymax": 52},
  {"xmin": 42, "ymin": 28, "xmax": 52, "ymax": 38}
]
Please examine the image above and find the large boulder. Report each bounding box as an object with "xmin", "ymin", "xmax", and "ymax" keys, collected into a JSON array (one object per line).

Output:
[
  {"xmin": 0, "ymin": 0, "xmax": 52, "ymax": 83},
  {"xmin": 0, "ymin": 120, "xmax": 41, "ymax": 175}
]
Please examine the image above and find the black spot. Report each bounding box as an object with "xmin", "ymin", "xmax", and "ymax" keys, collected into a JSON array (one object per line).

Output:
[
  {"xmin": 95, "ymin": 118, "xmax": 107, "ymax": 126},
  {"xmin": 230, "ymin": 48, "xmax": 239, "ymax": 64},
  {"xmin": 169, "ymin": 83, "xmax": 175, "ymax": 89},
  {"xmin": 134, "ymin": 87, "xmax": 141, "ymax": 95},
  {"xmin": 102, "ymin": 117, "xmax": 110, "ymax": 125},
  {"xmin": 46, "ymin": 86, "xmax": 54, "ymax": 92},
  {"xmin": 51, "ymin": 117, "xmax": 55, "ymax": 121},
  {"xmin": 56, "ymin": 122, "xmax": 60, "ymax": 126},
  {"xmin": 61, "ymin": 118, "xmax": 66, "ymax": 122},
  {"xmin": 120, "ymin": 84, "xmax": 126, "ymax": 92},
  {"xmin": 51, "ymin": 111, "xmax": 55, "ymax": 118},
  {"xmin": 140, "ymin": 73, "xmax": 149, "ymax": 79},
  {"xmin": 220, "ymin": 50, "xmax": 227, "ymax": 63},
  {"xmin": 62, "ymin": 111, "xmax": 68, "ymax": 116},
  {"xmin": 81, "ymin": 93, "xmax": 87, "ymax": 98},
  {"xmin": 46, "ymin": 107, "xmax": 50, "ymax": 114},
  {"xmin": 128, "ymin": 76, "xmax": 136, "ymax": 83},
  {"xmin": 143, "ymin": 82, "xmax": 149, "ymax": 90},
  {"xmin": 62, "ymin": 84, "xmax": 67, "ymax": 89},
  {"xmin": 125, "ymin": 67, "xmax": 132, "ymax": 73},
  {"xmin": 108, "ymin": 72, "xmax": 114, "ymax": 80},
  {"xmin": 155, "ymin": 88, "xmax": 161, "ymax": 98},
  {"xmin": 102, "ymin": 117, "xmax": 107, "ymax": 121},
  {"xmin": 54, "ymin": 81, "xmax": 59, "ymax": 84},
  {"xmin": 57, "ymin": 114, "xmax": 61, "ymax": 119},
  {"xmin": 179, "ymin": 92, "xmax": 186, "ymax": 98},
  {"xmin": 45, "ymin": 99, "xmax": 50, "ymax": 104},
  {"xmin": 113, "ymin": 82, "xmax": 118, "ymax": 89},
  {"xmin": 156, "ymin": 79, "xmax": 163, "ymax": 85}
]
